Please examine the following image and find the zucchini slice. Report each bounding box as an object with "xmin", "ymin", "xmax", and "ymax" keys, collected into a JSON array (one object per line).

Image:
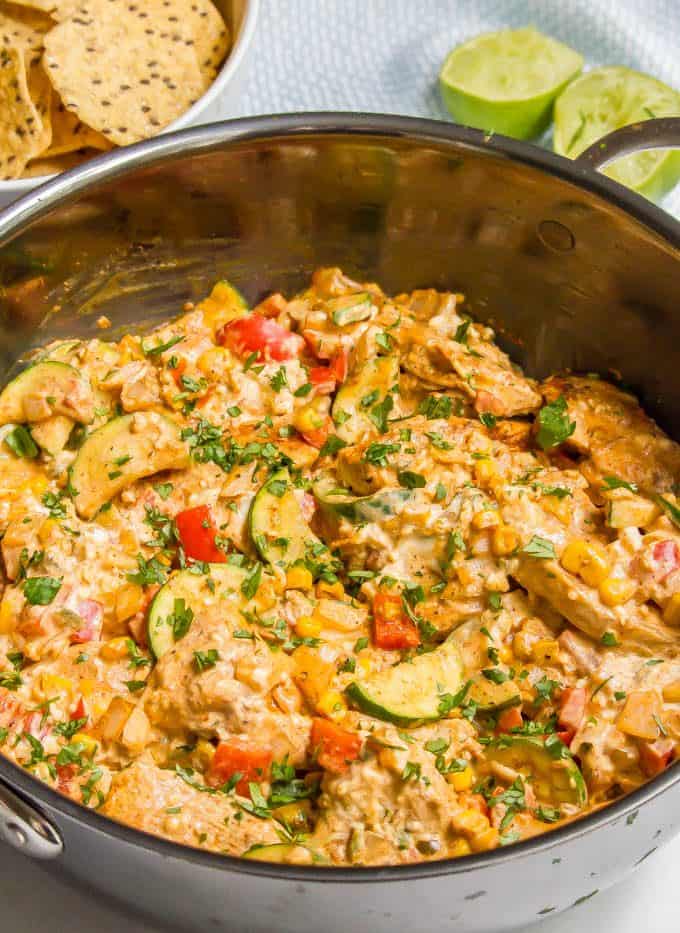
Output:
[
  {"xmin": 468, "ymin": 676, "xmax": 522, "ymax": 713},
  {"xmin": 249, "ymin": 468, "xmax": 322, "ymax": 569},
  {"xmin": 69, "ymin": 413, "xmax": 189, "ymax": 520},
  {"xmin": 327, "ymin": 293, "xmax": 373, "ymax": 327},
  {"xmin": 242, "ymin": 843, "xmax": 311, "ymax": 863},
  {"xmin": 314, "ymin": 475, "xmax": 411, "ymax": 524},
  {"xmin": 148, "ymin": 562, "xmax": 248, "ymax": 659},
  {"xmin": 332, "ymin": 355, "xmax": 400, "ymax": 444},
  {"xmin": 0, "ymin": 361, "xmax": 94, "ymax": 426},
  {"xmin": 346, "ymin": 638, "xmax": 464, "ymax": 726},
  {"xmin": 486, "ymin": 735, "xmax": 588, "ymax": 807}
]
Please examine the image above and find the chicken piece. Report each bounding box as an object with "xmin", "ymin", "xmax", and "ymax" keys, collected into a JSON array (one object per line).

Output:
[
  {"xmin": 542, "ymin": 375, "xmax": 680, "ymax": 494},
  {"xmin": 102, "ymin": 758, "xmax": 280, "ymax": 854},
  {"xmin": 395, "ymin": 291, "xmax": 541, "ymax": 417},
  {"xmin": 569, "ymin": 650, "xmax": 680, "ymax": 793},
  {"xmin": 144, "ymin": 614, "xmax": 311, "ymax": 765},
  {"xmin": 514, "ymin": 557, "xmax": 676, "ymax": 648},
  {"xmin": 100, "ymin": 361, "xmax": 161, "ymax": 412},
  {"xmin": 310, "ymin": 718, "xmax": 471, "ymax": 864}
]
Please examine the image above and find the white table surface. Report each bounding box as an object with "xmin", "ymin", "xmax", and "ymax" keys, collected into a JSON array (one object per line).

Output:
[
  {"xmin": 1, "ymin": 831, "xmax": 678, "ymax": 932},
  {"xmin": 2, "ymin": 0, "xmax": 679, "ymax": 929}
]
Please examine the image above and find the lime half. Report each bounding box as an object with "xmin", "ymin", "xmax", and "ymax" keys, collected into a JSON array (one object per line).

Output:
[
  {"xmin": 554, "ymin": 66, "xmax": 680, "ymax": 201},
  {"xmin": 439, "ymin": 27, "xmax": 583, "ymax": 140}
]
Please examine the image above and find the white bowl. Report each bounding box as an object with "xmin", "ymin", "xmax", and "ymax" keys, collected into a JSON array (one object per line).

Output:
[{"xmin": 0, "ymin": 0, "xmax": 259, "ymax": 209}]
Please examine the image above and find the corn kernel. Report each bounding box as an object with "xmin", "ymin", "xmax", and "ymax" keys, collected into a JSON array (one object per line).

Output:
[
  {"xmin": 39, "ymin": 674, "xmax": 73, "ymax": 697},
  {"xmin": 79, "ymin": 678, "xmax": 97, "ymax": 697},
  {"xmin": 197, "ymin": 347, "xmax": 229, "ymax": 376},
  {"xmin": 531, "ymin": 638, "xmax": 560, "ymax": 665},
  {"xmin": 356, "ymin": 655, "xmax": 372, "ymax": 675},
  {"xmin": 28, "ymin": 476, "xmax": 48, "ymax": 497},
  {"xmin": 0, "ymin": 594, "xmax": 18, "ymax": 634},
  {"xmin": 449, "ymin": 837, "xmax": 473, "ymax": 858},
  {"xmin": 474, "ymin": 459, "xmax": 498, "ymax": 485},
  {"xmin": 316, "ymin": 580, "xmax": 345, "ymax": 600},
  {"xmin": 316, "ymin": 690, "xmax": 348, "ymax": 721},
  {"xmin": 115, "ymin": 583, "xmax": 145, "ymax": 623},
  {"xmin": 599, "ymin": 577, "xmax": 637, "ymax": 607},
  {"xmin": 100, "ymin": 636, "xmax": 131, "ymax": 661},
  {"xmin": 560, "ymin": 539, "xmax": 609, "ymax": 586},
  {"xmin": 295, "ymin": 615, "xmax": 322, "ymax": 639},
  {"xmin": 491, "ymin": 525, "xmax": 519, "ymax": 557},
  {"xmin": 541, "ymin": 495, "xmax": 571, "ymax": 525},
  {"xmin": 663, "ymin": 593, "xmax": 680, "ymax": 627},
  {"xmin": 38, "ymin": 518, "xmax": 58, "ymax": 544},
  {"xmin": 293, "ymin": 398, "xmax": 327, "ymax": 434},
  {"xmin": 471, "ymin": 509, "xmax": 500, "ymax": 530},
  {"xmin": 119, "ymin": 527, "xmax": 138, "ymax": 554},
  {"xmin": 470, "ymin": 826, "xmax": 500, "ymax": 852},
  {"xmin": 498, "ymin": 645, "xmax": 513, "ymax": 664},
  {"xmin": 192, "ymin": 739, "xmax": 216, "ymax": 770},
  {"xmin": 286, "ymin": 566, "xmax": 314, "ymax": 591},
  {"xmin": 447, "ymin": 764, "xmax": 473, "ymax": 791},
  {"xmin": 71, "ymin": 732, "xmax": 98, "ymax": 757},
  {"xmin": 662, "ymin": 681, "xmax": 680, "ymax": 703}
]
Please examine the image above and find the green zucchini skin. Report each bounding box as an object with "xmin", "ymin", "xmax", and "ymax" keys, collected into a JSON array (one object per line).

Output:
[
  {"xmin": 69, "ymin": 412, "xmax": 189, "ymax": 520},
  {"xmin": 486, "ymin": 734, "xmax": 588, "ymax": 807},
  {"xmin": 346, "ymin": 639, "xmax": 464, "ymax": 727},
  {"xmin": 0, "ymin": 360, "xmax": 93, "ymax": 426},
  {"xmin": 468, "ymin": 676, "xmax": 522, "ymax": 713},
  {"xmin": 147, "ymin": 563, "xmax": 247, "ymax": 659},
  {"xmin": 332, "ymin": 355, "xmax": 399, "ymax": 444},
  {"xmin": 249, "ymin": 468, "xmax": 322, "ymax": 569},
  {"xmin": 313, "ymin": 476, "xmax": 411, "ymax": 524},
  {"xmin": 327, "ymin": 293, "xmax": 373, "ymax": 327}
]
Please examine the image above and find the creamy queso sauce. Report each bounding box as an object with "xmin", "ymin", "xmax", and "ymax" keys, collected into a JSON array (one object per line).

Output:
[{"xmin": 0, "ymin": 267, "xmax": 678, "ymax": 866}]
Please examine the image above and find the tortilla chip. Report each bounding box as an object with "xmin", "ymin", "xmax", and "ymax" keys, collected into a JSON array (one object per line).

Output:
[
  {"xmin": 0, "ymin": 2, "xmax": 52, "ymax": 67},
  {"xmin": 0, "ymin": 0, "xmax": 74, "ymax": 16},
  {"xmin": 0, "ymin": 45, "xmax": 45, "ymax": 178},
  {"xmin": 23, "ymin": 146, "xmax": 91, "ymax": 176},
  {"xmin": 27, "ymin": 60, "xmax": 51, "ymax": 151},
  {"xmin": 143, "ymin": 0, "xmax": 230, "ymax": 85},
  {"xmin": 43, "ymin": 8, "xmax": 205, "ymax": 146},
  {"xmin": 43, "ymin": 95, "xmax": 111, "ymax": 156}
]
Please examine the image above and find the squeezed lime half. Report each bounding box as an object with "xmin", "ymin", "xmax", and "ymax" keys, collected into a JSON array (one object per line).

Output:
[
  {"xmin": 439, "ymin": 26, "xmax": 583, "ymax": 140},
  {"xmin": 554, "ymin": 66, "xmax": 680, "ymax": 201}
]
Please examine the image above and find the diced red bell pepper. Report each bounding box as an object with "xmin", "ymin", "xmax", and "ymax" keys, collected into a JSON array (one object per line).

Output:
[
  {"xmin": 70, "ymin": 599, "xmax": 103, "ymax": 644},
  {"xmin": 56, "ymin": 763, "xmax": 78, "ymax": 794},
  {"xmin": 309, "ymin": 351, "xmax": 349, "ymax": 394},
  {"xmin": 372, "ymin": 592, "xmax": 420, "ymax": 650},
  {"xmin": 206, "ymin": 740, "xmax": 273, "ymax": 796},
  {"xmin": 70, "ymin": 697, "xmax": 87, "ymax": 723},
  {"xmin": 496, "ymin": 706, "xmax": 523, "ymax": 733},
  {"xmin": 639, "ymin": 737, "xmax": 675, "ymax": 777},
  {"xmin": 558, "ymin": 686, "xmax": 587, "ymax": 741},
  {"xmin": 171, "ymin": 357, "xmax": 188, "ymax": 387},
  {"xmin": 310, "ymin": 717, "xmax": 362, "ymax": 774},
  {"xmin": 652, "ymin": 540, "xmax": 680, "ymax": 581},
  {"xmin": 219, "ymin": 314, "xmax": 304, "ymax": 362},
  {"xmin": 176, "ymin": 504, "xmax": 227, "ymax": 564}
]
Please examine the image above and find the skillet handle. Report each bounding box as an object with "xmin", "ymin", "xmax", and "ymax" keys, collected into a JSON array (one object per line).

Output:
[
  {"xmin": 576, "ymin": 117, "xmax": 680, "ymax": 171},
  {"xmin": 0, "ymin": 777, "xmax": 63, "ymax": 859}
]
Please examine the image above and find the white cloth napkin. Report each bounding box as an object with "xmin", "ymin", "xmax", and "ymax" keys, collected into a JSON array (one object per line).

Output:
[{"xmin": 221, "ymin": 0, "xmax": 680, "ymax": 216}]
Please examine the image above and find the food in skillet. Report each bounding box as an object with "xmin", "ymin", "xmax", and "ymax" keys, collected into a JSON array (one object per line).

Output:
[{"xmin": 0, "ymin": 268, "xmax": 678, "ymax": 866}]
